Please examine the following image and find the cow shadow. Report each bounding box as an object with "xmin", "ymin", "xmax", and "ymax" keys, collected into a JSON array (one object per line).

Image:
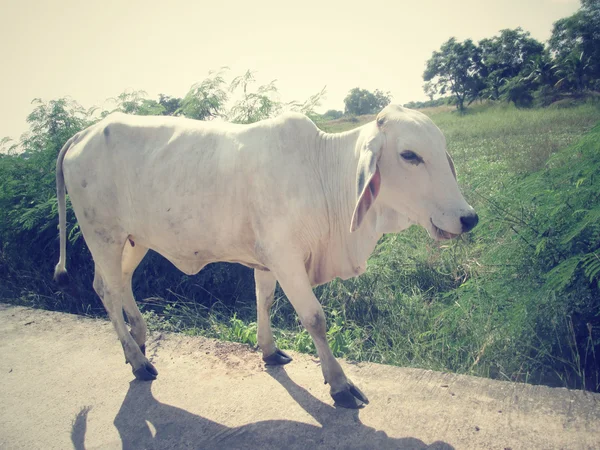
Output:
[{"xmin": 72, "ymin": 366, "xmax": 454, "ymax": 450}]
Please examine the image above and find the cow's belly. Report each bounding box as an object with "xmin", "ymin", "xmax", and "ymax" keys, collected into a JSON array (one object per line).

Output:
[
  {"xmin": 159, "ymin": 254, "xmax": 268, "ymax": 277},
  {"xmin": 162, "ymin": 255, "xmax": 209, "ymax": 276},
  {"xmin": 135, "ymin": 220, "xmax": 264, "ymax": 276}
]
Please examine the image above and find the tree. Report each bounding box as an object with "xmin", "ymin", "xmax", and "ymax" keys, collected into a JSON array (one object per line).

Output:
[
  {"xmin": 523, "ymin": 52, "xmax": 557, "ymax": 88},
  {"xmin": 500, "ymin": 77, "xmax": 535, "ymax": 107},
  {"xmin": 0, "ymin": 97, "xmax": 96, "ymax": 306},
  {"xmin": 227, "ymin": 72, "xmax": 327, "ymax": 124},
  {"xmin": 321, "ymin": 110, "xmax": 343, "ymax": 120},
  {"xmin": 477, "ymin": 28, "xmax": 545, "ymax": 100},
  {"xmin": 158, "ymin": 94, "xmax": 182, "ymax": 116},
  {"xmin": 343, "ymin": 88, "xmax": 391, "ymax": 115},
  {"xmin": 482, "ymin": 71, "xmax": 505, "ymax": 101},
  {"xmin": 423, "ymin": 38, "xmax": 480, "ymax": 112},
  {"xmin": 423, "ymin": 81, "xmax": 437, "ymax": 101},
  {"xmin": 522, "ymin": 52, "xmax": 558, "ymax": 105},
  {"xmin": 373, "ymin": 89, "xmax": 392, "ymax": 111},
  {"xmin": 179, "ymin": 68, "xmax": 229, "ymax": 120},
  {"xmin": 549, "ymin": 0, "xmax": 600, "ymax": 87},
  {"xmin": 227, "ymin": 70, "xmax": 282, "ymax": 124},
  {"xmin": 109, "ymin": 90, "xmax": 165, "ymax": 116},
  {"xmin": 22, "ymin": 98, "xmax": 94, "ymax": 154},
  {"xmin": 287, "ymin": 85, "xmax": 328, "ymax": 117},
  {"xmin": 554, "ymin": 51, "xmax": 593, "ymax": 92}
]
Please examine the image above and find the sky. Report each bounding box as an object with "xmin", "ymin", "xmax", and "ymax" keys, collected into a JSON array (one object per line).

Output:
[{"xmin": 1, "ymin": 0, "xmax": 581, "ymax": 140}]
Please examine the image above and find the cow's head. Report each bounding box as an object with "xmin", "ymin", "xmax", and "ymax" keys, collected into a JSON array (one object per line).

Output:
[{"xmin": 350, "ymin": 104, "xmax": 478, "ymax": 240}]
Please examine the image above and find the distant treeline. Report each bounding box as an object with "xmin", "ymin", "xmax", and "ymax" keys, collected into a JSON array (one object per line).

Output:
[{"xmin": 422, "ymin": 0, "xmax": 600, "ymax": 111}]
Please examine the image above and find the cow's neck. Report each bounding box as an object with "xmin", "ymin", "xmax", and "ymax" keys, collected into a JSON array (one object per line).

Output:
[{"xmin": 313, "ymin": 124, "xmax": 383, "ymax": 282}]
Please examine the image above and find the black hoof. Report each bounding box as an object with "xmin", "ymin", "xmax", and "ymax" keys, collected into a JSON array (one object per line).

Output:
[
  {"xmin": 54, "ymin": 270, "xmax": 69, "ymax": 287},
  {"xmin": 331, "ymin": 380, "xmax": 369, "ymax": 409},
  {"xmin": 132, "ymin": 361, "xmax": 158, "ymax": 381},
  {"xmin": 263, "ymin": 349, "xmax": 293, "ymax": 366}
]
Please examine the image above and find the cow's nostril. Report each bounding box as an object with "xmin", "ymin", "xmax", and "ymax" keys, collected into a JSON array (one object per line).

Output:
[{"xmin": 460, "ymin": 213, "xmax": 479, "ymax": 233}]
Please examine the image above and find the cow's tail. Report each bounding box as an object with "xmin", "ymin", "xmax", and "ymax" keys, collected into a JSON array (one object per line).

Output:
[{"xmin": 53, "ymin": 134, "xmax": 77, "ymax": 286}]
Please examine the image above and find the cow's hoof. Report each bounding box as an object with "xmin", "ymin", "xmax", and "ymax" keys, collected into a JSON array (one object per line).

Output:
[
  {"xmin": 133, "ymin": 361, "xmax": 158, "ymax": 381},
  {"xmin": 263, "ymin": 349, "xmax": 293, "ymax": 366},
  {"xmin": 331, "ymin": 380, "xmax": 369, "ymax": 409}
]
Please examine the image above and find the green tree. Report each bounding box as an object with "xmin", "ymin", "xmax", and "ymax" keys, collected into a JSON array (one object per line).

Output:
[
  {"xmin": 158, "ymin": 94, "xmax": 182, "ymax": 116},
  {"xmin": 109, "ymin": 90, "xmax": 165, "ymax": 116},
  {"xmin": 550, "ymin": 0, "xmax": 600, "ymax": 83},
  {"xmin": 423, "ymin": 38, "xmax": 480, "ymax": 112},
  {"xmin": 228, "ymin": 70, "xmax": 282, "ymax": 124},
  {"xmin": 21, "ymin": 98, "xmax": 94, "ymax": 154},
  {"xmin": 477, "ymin": 28, "xmax": 545, "ymax": 100},
  {"xmin": 179, "ymin": 68, "xmax": 229, "ymax": 120},
  {"xmin": 343, "ymin": 88, "xmax": 391, "ymax": 115},
  {"xmin": 554, "ymin": 51, "xmax": 593, "ymax": 92},
  {"xmin": 522, "ymin": 53, "xmax": 559, "ymax": 106},
  {"xmin": 423, "ymin": 81, "xmax": 437, "ymax": 101},
  {"xmin": 321, "ymin": 110, "xmax": 343, "ymax": 120},
  {"xmin": 500, "ymin": 76, "xmax": 535, "ymax": 107},
  {"xmin": 287, "ymin": 85, "xmax": 328, "ymax": 117},
  {"xmin": 227, "ymin": 72, "xmax": 327, "ymax": 124},
  {"xmin": 0, "ymin": 98, "xmax": 97, "ymax": 307},
  {"xmin": 523, "ymin": 52, "xmax": 557, "ymax": 87}
]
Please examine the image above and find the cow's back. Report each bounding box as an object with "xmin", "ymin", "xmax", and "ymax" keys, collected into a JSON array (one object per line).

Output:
[{"xmin": 62, "ymin": 112, "xmax": 327, "ymax": 272}]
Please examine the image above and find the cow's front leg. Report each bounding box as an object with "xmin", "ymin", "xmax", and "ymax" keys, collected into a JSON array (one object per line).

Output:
[
  {"xmin": 273, "ymin": 260, "xmax": 369, "ymax": 409},
  {"xmin": 255, "ymin": 269, "xmax": 292, "ymax": 365}
]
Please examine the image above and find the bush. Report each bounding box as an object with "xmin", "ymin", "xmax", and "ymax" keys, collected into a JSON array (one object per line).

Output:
[
  {"xmin": 321, "ymin": 110, "xmax": 343, "ymax": 120},
  {"xmin": 472, "ymin": 123, "xmax": 600, "ymax": 389},
  {"xmin": 403, "ymin": 97, "xmax": 451, "ymax": 109}
]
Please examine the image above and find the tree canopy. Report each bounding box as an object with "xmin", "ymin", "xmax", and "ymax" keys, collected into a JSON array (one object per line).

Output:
[
  {"xmin": 343, "ymin": 88, "xmax": 391, "ymax": 116},
  {"xmin": 423, "ymin": 38, "xmax": 480, "ymax": 112},
  {"xmin": 551, "ymin": 1, "xmax": 600, "ymax": 63},
  {"xmin": 423, "ymin": 1, "xmax": 600, "ymax": 110}
]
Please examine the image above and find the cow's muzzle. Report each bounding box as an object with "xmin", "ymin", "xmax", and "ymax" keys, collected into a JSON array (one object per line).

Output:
[{"xmin": 460, "ymin": 213, "xmax": 479, "ymax": 233}]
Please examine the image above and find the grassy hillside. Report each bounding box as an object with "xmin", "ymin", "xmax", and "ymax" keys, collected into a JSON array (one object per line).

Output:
[{"xmin": 1, "ymin": 102, "xmax": 599, "ymax": 391}]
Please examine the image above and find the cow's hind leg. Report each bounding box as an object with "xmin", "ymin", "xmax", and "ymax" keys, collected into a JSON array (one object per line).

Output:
[
  {"xmin": 91, "ymin": 240, "xmax": 157, "ymax": 381},
  {"xmin": 255, "ymin": 269, "xmax": 292, "ymax": 365},
  {"xmin": 121, "ymin": 240, "xmax": 149, "ymax": 356}
]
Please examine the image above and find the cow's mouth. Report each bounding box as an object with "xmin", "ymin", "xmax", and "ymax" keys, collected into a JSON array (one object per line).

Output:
[{"xmin": 430, "ymin": 219, "xmax": 460, "ymax": 240}]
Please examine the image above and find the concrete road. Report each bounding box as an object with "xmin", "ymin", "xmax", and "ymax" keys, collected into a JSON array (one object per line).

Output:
[{"xmin": 0, "ymin": 305, "xmax": 598, "ymax": 449}]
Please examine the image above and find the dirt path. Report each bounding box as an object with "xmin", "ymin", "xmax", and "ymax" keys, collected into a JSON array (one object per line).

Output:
[{"xmin": 0, "ymin": 304, "xmax": 598, "ymax": 450}]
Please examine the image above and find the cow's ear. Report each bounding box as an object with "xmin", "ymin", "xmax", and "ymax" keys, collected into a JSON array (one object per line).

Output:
[{"xmin": 350, "ymin": 116, "xmax": 384, "ymax": 232}]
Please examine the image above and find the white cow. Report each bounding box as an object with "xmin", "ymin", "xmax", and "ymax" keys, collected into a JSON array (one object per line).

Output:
[{"xmin": 54, "ymin": 105, "xmax": 477, "ymax": 408}]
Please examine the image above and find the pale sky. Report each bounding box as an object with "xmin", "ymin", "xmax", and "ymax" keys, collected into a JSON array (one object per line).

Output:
[{"xmin": 1, "ymin": 0, "xmax": 580, "ymax": 140}]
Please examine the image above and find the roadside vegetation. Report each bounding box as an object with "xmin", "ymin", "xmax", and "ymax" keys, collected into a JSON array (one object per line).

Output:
[{"xmin": 1, "ymin": 0, "xmax": 599, "ymax": 392}]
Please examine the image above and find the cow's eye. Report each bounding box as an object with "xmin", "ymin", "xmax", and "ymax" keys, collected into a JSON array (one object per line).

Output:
[{"xmin": 400, "ymin": 150, "xmax": 423, "ymax": 164}]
